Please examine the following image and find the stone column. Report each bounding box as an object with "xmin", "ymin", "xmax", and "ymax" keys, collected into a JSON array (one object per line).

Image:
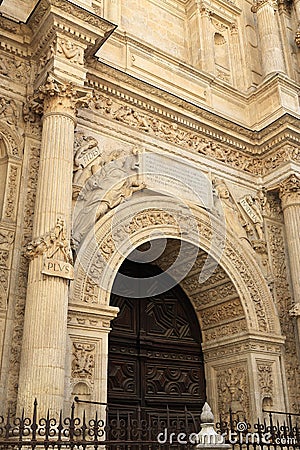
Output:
[
  {"xmin": 279, "ymin": 174, "xmax": 300, "ymax": 349},
  {"xmin": 199, "ymin": 4, "xmax": 215, "ymax": 75},
  {"xmin": 17, "ymin": 76, "xmax": 90, "ymax": 416},
  {"xmin": 251, "ymin": 0, "xmax": 286, "ymax": 78},
  {"xmin": 230, "ymin": 23, "xmax": 245, "ymax": 91}
]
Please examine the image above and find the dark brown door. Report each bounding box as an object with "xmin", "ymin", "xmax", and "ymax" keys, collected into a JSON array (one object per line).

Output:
[{"xmin": 108, "ymin": 260, "xmax": 206, "ymax": 413}]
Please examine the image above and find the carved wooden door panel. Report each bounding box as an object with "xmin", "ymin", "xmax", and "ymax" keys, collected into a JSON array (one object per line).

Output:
[{"xmin": 108, "ymin": 261, "xmax": 206, "ymax": 412}]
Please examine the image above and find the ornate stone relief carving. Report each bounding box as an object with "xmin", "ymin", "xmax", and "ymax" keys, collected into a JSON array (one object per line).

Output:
[
  {"xmin": 3, "ymin": 165, "xmax": 19, "ymax": 221},
  {"xmin": 0, "ymin": 229, "xmax": 14, "ymax": 249},
  {"xmin": 5, "ymin": 146, "xmax": 40, "ymax": 411},
  {"xmin": 26, "ymin": 218, "xmax": 71, "ymax": 262},
  {"xmin": 201, "ymin": 298, "xmax": 244, "ymax": 327},
  {"xmin": 87, "ymin": 87, "xmax": 300, "ymax": 175},
  {"xmin": 267, "ymin": 222, "xmax": 300, "ymax": 411},
  {"xmin": 289, "ymin": 304, "xmax": 300, "ymax": 317},
  {"xmin": 83, "ymin": 276, "xmax": 99, "ymax": 304},
  {"xmin": 57, "ymin": 38, "xmax": 84, "ymax": 65},
  {"xmin": 76, "ymin": 199, "xmax": 273, "ymax": 337},
  {"xmin": 217, "ymin": 365, "xmax": 250, "ymax": 419},
  {"xmin": 192, "ymin": 282, "xmax": 239, "ymax": 307},
  {"xmin": 73, "ymin": 131, "xmax": 102, "ymax": 188},
  {"xmin": 279, "ymin": 174, "xmax": 300, "ymax": 207},
  {"xmin": 212, "ymin": 179, "xmax": 272, "ymax": 282},
  {"xmin": 264, "ymin": 192, "xmax": 283, "ymax": 221},
  {"xmin": 71, "ymin": 342, "xmax": 95, "ymax": 380},
  {"xmin": 204, "ymin": 320, "xmax": 247, "ymax": 341},
  {"xmin": 213, "ymin": 178, "xmax": 252, "ymax": 248},
  {"xmin": 31, "ymin": 74, "xmax": 92, "ymax": 116},
  {"xmin": 29, "ymin": 0, "xmax": 114, "ymax": 33},
  {"xmin": 0, "ymin": 267, "xmax": 9, "ymax": 310},
  {"xmin": 73, "ymin": 147, "xmax": 145, "ymax": 246},
  {"xmin": 0, "ymin": 228, "xmax": 14, "ymax": 308},
  {"xmin": 0, "ymin": 97, "xmax": 18, "ymax": 127},
  {"xmin": 257, "ymin": 363, "xmax": 274, "ymax": 400},
  {"xmin": 239, "ymin": 192, "xmax": 266, "ymax": 241},
  {"xmin": 26, "ymin": 218, "xmax": 73, "ymax": 279},
  {"xmin": 0, "ymin": 53, "xmax": 30, "ymax": 84},
  {"xmin": 295, "ymin": 29, "xmax": 300, "ymax": 48}
]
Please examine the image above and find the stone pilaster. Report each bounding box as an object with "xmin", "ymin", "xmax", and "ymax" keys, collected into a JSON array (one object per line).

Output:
[
  {"xmin": 251, "ymin": 0, "xmax": 286, "ymax": 77},
  {"xmin": 104, "ymin": 0, "xmax": 121, "ymax": 24},
  {"xmin": 279, "ymin": 174, "xmax": 300, "ymax": 349},
  {"xmin": 17, "ymin": 77, "xmax": 91, "ymax": 416},
  {"xmin": 230, "ymin": 23, "xmax": 245, "ymax": 91},
  {"xmin": 199, "ymin": 4, "xmax": 215, "ymax": 75}
]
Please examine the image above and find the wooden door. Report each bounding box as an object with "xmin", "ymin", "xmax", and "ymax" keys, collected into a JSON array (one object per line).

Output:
[{"xmin": 108, "ymin": 260, "xmax": 206, "ymax": 412}]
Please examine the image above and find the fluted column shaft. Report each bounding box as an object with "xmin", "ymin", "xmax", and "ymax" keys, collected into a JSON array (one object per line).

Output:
[
  {"xmin": 17, "ymin": 81, "xmax": 78, "ymax": 416},
  {"xmin": 279, "ymin": 175, "xmax": 300, "ymax": 349},
  {"xmin": 252, "ymin": 0, "xmax": 286, "ymax": 78}
]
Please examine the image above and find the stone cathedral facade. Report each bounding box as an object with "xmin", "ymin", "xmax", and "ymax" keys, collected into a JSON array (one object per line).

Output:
[{"xmin": 0, "ymin": 0, "xmax": 299, "ymax": 423}]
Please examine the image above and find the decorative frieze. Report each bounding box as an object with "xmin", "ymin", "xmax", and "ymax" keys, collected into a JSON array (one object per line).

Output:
[
  {"xmin": 0, "ymin": 53, "xmax": 30, "ymax": 84},
  {"xmin": 204, "ymin": 320, "xmax": 247, "ymax": 341},
  {"xmin": 80, "ymin": 88, "xmax": 300, "ymax": 176},
  {"xmin": 201, "ymin": 299, "xmax": 244, "ymax": 327}
]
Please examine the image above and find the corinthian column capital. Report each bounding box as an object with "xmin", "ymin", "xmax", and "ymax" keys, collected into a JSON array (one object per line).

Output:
[
  {"xmin": 251, "ymin": 0, "xmax": 277, "ymax": 13},
  {"xmin": 29, "ymin": 73, "xmax": 92, "ymax": 119},
  {"xmin": 279, "ymin": 174, "xmax": 300, "ymax": 209}
]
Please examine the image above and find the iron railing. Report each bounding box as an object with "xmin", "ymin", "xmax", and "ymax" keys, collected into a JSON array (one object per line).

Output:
[
  {"xmin": 1, "ymin": 402, "xmax": 300, "ymax": 449},
  {"xmin": 0, "ymin": 400, "xmax": 201, "ymax": 449},
  {"xmin": 216, "ymin": 409, "xmax": 300, "ymax": 450}
]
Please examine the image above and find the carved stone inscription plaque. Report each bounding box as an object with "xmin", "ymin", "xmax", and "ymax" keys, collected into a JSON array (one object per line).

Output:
[{"xmin": 140, "ymin": 152, "xmax": 213, "ymax": 209}]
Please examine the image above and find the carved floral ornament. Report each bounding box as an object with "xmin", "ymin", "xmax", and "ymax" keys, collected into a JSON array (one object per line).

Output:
[
  {"xmin": 71, "ymin": 342, "xmax": 95, "ymax": 380},
  {"xmin": 279, "ymin": 174, "xmax": 300, "ymax": 207},
  {"xmin": 26, "ymin": 218, "xmax": 74, "ymax": 280},
  {"xmin": 28, "ymin": 74, "xmax": 92, "ymax": 116}
]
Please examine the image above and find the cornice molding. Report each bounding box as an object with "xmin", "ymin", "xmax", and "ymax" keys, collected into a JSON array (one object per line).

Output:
[
  {"xmin": 27, "ymin": 0, "xmax": 117, "ymax": 57},
  {"xmin": 86, "ymin": 65, "xmax": 300, "ymax": 160}
]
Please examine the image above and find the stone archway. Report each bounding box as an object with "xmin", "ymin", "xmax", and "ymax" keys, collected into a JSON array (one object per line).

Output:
[{"xmin": 70, "ymin": 194, "xmax": 286, "ymax": 422}]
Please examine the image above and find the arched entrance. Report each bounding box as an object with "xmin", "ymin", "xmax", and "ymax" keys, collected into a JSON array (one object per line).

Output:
[
  {"xmin": 71, "ymin": 195, "xmax": 286, "ymax": 422},
  {"xmin": 108, "ymin": 259, "xmax": 206, "ymax": 414}
]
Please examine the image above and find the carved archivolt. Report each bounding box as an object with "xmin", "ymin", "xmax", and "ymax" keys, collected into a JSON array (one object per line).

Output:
[
  {"xmin": 73, "ymin": 195, "xmax": 280, "ymax": 339},
  {"xmin": 0, "ymin": 122, "xmax": 22, "ymax": 159}
]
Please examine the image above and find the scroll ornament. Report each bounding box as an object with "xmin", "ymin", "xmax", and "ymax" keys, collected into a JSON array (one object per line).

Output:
[{"xmin": 26, "ymin": 218, "xmax": 74, "ymax": 280}]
